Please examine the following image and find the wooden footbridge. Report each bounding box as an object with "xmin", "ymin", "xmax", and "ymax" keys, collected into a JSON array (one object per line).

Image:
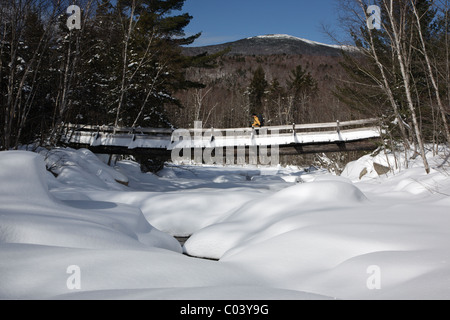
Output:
[{"xmin": 60, "ymin": 118, "xmax": 382, "ymax": 168}]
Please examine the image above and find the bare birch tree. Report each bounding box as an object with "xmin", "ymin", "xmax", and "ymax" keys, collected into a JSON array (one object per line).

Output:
[
  {"xmin": 1, "ymin": 0, "xmax": 66, "ymax": 149},
  {"xmin": 339, "ymin": 0, "xmax": 412, "ymax": 150},
  {"xmin": 410, "ymin": 0, "xmax": 450, "ymax": 144},
  {"xmin": 381, "ymin": 0, "xmax": 430, "ymax": 173},
  {"xmin": 114, "ymin": 0, "xmax": 138, "ymax": 128},
  {"xmin": 50, "ymin": 0, "xmax": 97, "ymax": 144}
]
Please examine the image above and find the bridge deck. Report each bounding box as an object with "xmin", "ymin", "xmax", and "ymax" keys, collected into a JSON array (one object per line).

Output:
[{"xmin": 61, "ymin": 118, "xmax": 382, "ymax": 158}]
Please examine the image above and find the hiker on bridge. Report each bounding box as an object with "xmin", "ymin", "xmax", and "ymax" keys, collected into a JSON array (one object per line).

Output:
[
  {"xmin": 251, "ymin": 114, "xmax": 264, "ymax": 136},
  {"xmin": 252, "ymin": 114, "xmax": 261, "ymax": 128},
  {"xmin": 251, "ymin": 114, "xmax": 261, "ymax": 135}
]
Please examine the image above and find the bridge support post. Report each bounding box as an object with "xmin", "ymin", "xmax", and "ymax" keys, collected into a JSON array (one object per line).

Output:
[
  {"xmin": 210, "ymin": 127, "xmax": 215, "ymax": 142},
  {"xmin": 337, "ymin": 120, "xmax": 343, "ymax": 141},
  {"xmin": 194, "ymin": 121, "xmax": 203, "ymax": 163}
]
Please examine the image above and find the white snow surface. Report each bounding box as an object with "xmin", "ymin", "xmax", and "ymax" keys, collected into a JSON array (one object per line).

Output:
[{"xmin": 1, "ymin": 146, "xmax": 450, "ymax": 300}]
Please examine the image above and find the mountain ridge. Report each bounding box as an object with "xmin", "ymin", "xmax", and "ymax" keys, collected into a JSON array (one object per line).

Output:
[{"xmin": 183, "ymin": 34, "xmax": 356, "ymax": 57}]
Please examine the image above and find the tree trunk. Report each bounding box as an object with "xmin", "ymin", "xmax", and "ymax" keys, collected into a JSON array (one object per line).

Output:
[
  {"xmin": 358, "ymin": 0, "xmax": 411, "ymax": 151},
  {"xmin": 411, "ymin": 0, "xmax": 450, "ymax": 145},
  {"xmin": 384, "ymin": 0, "xmax": 430, "ymax": 173},
  {"xmin": 115, "ymin": 0, "xmax": 136, "ymax": 128}
]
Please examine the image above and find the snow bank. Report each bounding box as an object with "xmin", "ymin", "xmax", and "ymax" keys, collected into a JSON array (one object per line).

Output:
[
  {"xmin": 184, "ymin": 180, "xmax": 367, "ymax": 260},
  {"xmin": 86, "ymin": 189, "xmax": 265, "ymax": 237},
  {"xmin": 193, "ymin": 147, "xmax": 450, "ymax": 299},
  {"xmin": 43, "ymin": 148, "xmax": 129, "ymax": 190},
  {"xmin": 0, "ymin": 151, "xmax": 181, "ymax": 252},
  {"xmin": 180, "ymin": 148, "xmax": 450, "ymax": 299},
  {"xmin": 56, "ymin": 286, "xmax": 329, "ymax": 300},
  {"xmin": 220, "ymin": 202, "xmax": 450, "ymax": 300},
  {"xmin": 0, "ymin": 151, "xmax": 55, "ymax": 206},
  {"xmin": 82, "ymin": 164, "xmax": 298, "ymax": 237},
  {"xmin": 341, "ymin": 145, "xmax": 450, "ymax": 182},
  {"xmin": 0, "ymin": 243, "xmax": 291, "ymax": 300},
  {"xmin": 1, "ymin": 150, "xmax": 317, "ymax": 300},
  {"xmin": 2, "ymin": 146, "xmax": 450, "ymax": 300}
]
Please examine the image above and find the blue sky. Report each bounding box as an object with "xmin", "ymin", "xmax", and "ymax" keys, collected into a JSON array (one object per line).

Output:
[{"xmin": 181, "ymin": 0, "xmax": 346, "ymax": 46}]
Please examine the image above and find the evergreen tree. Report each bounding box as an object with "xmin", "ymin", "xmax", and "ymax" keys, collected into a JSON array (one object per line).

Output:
[
  {"xmin": 74, "ymin": 0, "xmax": 122, "ymax": 126},
  {"xmin": 267, "ymin": 78, "xmax": 285, "ymax": 125},
  {"xmin": 287, "ymin": 65, "xmax": 317, "ymax": 123},
  {"xmin": 248, "ymin": 66, "xmax": 268, "ymax": 115},
  {"xmin": 43, "ymin": 0, "xmax": 222, "ymax": 130},
  {"xmin": 287, "ymin": 65, "xmax": 317, "ymax": 99},
  {"xmin": 111, "ymin": 0, "xmax": 204, "ymax": 128}
]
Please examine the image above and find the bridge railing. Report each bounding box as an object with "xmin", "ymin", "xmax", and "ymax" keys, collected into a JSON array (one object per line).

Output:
[
  {"xmin": 63, "ymin": 124, "xmax": 173, "ymax": 135},
  {"xmin": 272, "ymin": 118, "xmax": 380, "ymax": 133},
  {"xmin": 62, "ymin": 118, "xmax": 381, "ymax": 148},
  {"xmin": 65, "ymin": 118, "xmax": 379, "ymax": 135},
  {"xmin": 183, "ymin": 118, "xmax": 381, "ymax": 140}
]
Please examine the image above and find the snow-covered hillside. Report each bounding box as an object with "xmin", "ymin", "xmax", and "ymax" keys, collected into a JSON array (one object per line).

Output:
[
  {"xmin": 249, "ymin": 34, "xmax": 357, "ymax": 51},
  {"xmin": 183, "ymin": 33, "xmax": 356, "ymax": 57},
  {"xmin": 0, "ymin": 147, "xmax": 449, "ymax": 300}
]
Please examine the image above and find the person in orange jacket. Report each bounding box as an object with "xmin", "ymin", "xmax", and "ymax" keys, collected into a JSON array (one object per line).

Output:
[
  {"xmin": 252, "ymin": 114, "xmax": 261, "ymax": 136},
  {"xmin": 252, "ymin": 114, "xmax": 261, "ymax": 128}
]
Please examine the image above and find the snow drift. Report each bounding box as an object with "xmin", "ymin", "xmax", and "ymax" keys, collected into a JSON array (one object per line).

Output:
[
  {"xmin": 0, "ymin": 149, "xmax": 323, "ymax": 300},
  {"xmin": 1, "ymin": 147, "xmax": 450, "ymax": 300},
  {"xmin": 184, "ymin": 180, "xmax": 368, "ymax": 260},
  {"xmin": 0, "ymin": 151, "xmax": 181, "ymax": 251}
]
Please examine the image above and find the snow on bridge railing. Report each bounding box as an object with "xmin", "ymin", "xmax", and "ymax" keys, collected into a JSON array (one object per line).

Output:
[
  {"xmin": 62, "ymin": 118, "xmax": 382, "ymax": 149},
  {"xmin": 64, "ymin": 118, "xmax": 380, "ymax": 136},
  {"xmin": 63, "ymin": 124, "xmax": 173, "ymax": 135},
  {"xmin": 177, "ymin": 118, "xmax": 381, "ymax": 141},
  {"xmin": 170, "ymin": 118, "xmax": 382, "ymax": 149}
]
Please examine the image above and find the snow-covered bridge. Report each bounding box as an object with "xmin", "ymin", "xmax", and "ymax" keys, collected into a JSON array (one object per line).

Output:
[{"xmin": 61, "ymin": 118, "xmax": 382, "ymax": 166}]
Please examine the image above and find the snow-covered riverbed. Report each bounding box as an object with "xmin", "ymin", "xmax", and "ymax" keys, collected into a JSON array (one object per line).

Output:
[{"xmin": 1, "ymin": 147, "xmax": 449, "ymax": 300}]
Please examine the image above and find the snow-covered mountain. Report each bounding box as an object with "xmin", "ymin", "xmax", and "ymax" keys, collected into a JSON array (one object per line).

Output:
[
  {"xmin": 250, "ymin": 34, "xmax": 356, "ymax": 51},
  {"xmin": 183, "ymin": 34, "xmax": 356, "ymax": 57}
]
